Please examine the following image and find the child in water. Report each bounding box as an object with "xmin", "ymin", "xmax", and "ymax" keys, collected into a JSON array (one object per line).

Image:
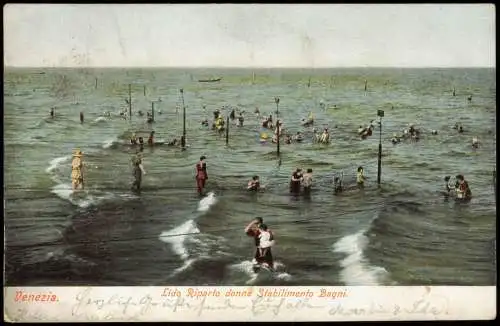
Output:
[{"xmin": 258, "ymin": 224, "xmax": 274, "ymax": 258}]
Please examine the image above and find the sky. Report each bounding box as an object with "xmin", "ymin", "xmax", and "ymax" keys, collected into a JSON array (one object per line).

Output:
[{"xmin": 3, "ymin": 4, "xmax": 496, "ymax": 68}]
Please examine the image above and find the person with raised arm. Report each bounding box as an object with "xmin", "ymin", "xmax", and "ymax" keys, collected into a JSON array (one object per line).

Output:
[{"xmin": 245, "ymin": 217, "xmax": 275, "ymax": 270}]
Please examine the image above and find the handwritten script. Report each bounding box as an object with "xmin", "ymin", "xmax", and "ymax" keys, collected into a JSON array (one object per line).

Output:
[{"xmin": 6, "ymin": 287, "xmax": 451, "ymax": 322}]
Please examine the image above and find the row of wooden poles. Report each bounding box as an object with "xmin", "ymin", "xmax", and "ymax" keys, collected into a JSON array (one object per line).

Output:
[
  {"xmin": 109, "ymin": 80, "xmax": 389, "ymax": 184},
  {"xmin": 117, "ymin": 80, "xmax": 282, "ymax": 154},
  {"xmin": 118, "ymin": 82, "xmax": 188, "ymax": 149},
  {"xmin": 119, "ymin": 81, "xmax": 386, "ymax": 185}
]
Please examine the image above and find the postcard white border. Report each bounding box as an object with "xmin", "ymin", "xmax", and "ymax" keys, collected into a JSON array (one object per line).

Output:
[{"xmin": 3, "ymin": 286, "xmax": 496, "ymax": 322}]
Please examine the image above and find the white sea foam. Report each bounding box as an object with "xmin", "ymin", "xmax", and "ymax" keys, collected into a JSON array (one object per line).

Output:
[
  {"xmin": 159, "ymin": 219, "xmax": 200, "ymax": 260},
  {"xmin": 160, "ymin": 192, "xmax": 220, "ymax": 276},
  {"xmin": 197, "ymin": 192, "xmax": 217, "ymax": 212},
  {"xmin": 51, "ymin": 183, "xmax": 96, "ymax": 208},
  {"xmin": 93, "ymin": 116, "xmax": 108, "ymax": 123},
  {"xmin": 229, "ymin": 260, "xmax": 291, "ymax": 285},
  {"xmin": 46, "ymin": 155, "xmax": 71, "ymax": 174},
  {"xmin": 171, "ymin": 258, "xmax": 197, "ymax": 276},
  {"xmin": 332, "ymin": 230, "xmax": 388, "ymax": 286},
  {"xmin": 102, "ymin": 138, "xmax": 116, "ymax": 149}
]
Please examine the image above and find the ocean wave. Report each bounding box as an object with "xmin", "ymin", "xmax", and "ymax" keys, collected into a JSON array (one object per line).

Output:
[
  {"xmin": 159, "ymin": 219, "xmax": 200, "ymax": 261},
  {"xmin": 332, "ymin": 211, "xmax": 390, "ymax": 286},
  {"xmin": 28, "ymin": 119, "xmax": 48, "ymax": 129},
  {"xmin": 159, "ymin": 192, "xmax": 222, "ymax": 276},
  {"xmin": 102, "ymin": 138, "xmax": 118, "ymax": 149},
  {"xmin": 46, "ymin": 155, "xmax": 72, "ymax": 175},
  {"xmin": 93, "ymin": 116, "xmax": 110, "ymax": 124},
  {"xmin": 197, "ymin": 192, "xmax": 217, "ymax": 212}
]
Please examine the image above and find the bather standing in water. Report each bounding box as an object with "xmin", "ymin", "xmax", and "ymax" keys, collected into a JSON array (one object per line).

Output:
[
  {"xmin": 195, "ymin": 156, "xmax": 208, "ymax": 195},
  {"xmin": 131, "ymin": 153, "xmax": 146, "ymax": 192},
  {"xmin": 237, "ymin": 112, "xmax": 244, "ymax": 127},
  {"xmin": 71, "ymin": 149, "xmax": 84, "ymax": 190},
  {"xmin": 290, "ymin": 168, "xmax": 303, "ymax": 194}
]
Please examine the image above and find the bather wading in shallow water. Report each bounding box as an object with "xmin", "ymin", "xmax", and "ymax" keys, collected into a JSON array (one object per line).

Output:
[
  {"xmin": 195, "ymin": 156, "xmax": 208, "ymax": 195},
  {"xmin": 244, "ymin": 217, "xmax": 275, "ymax": 271},
  {"xmin": 472, "ymin": 137, "xmax": 479, "ymax": 149},
  {"xmin": 147, "ymin": 131, "xmax": 155, "ymax": 145},
  {"xmin": 71, "ymin": 149, "xmax": 84, "ymax": 190},
  {"xmin": 455, "ymin": 174, "xmax": 472, "ymax": 202},
  {"xmin": 290, "ymin": 168, "xmax": 303, "ymax": 194},
  {"xmin": 356, "ymin": 166, "xmax": 366, "ymax": 188},
  {"xmin": 294, "ymin": 131, "xmax": 304, "ymax": 142},
  {"xmin": 302, "ymin": 168, "xmax": 313, "ymax": 196},
  {"xmin": 391, "ymin": 133, "xmax": 401, "ymax": 145},
  {"xmin": 442, "ymin": 176, "xmax": 453, "ymax": 201},
  {"xmin": 237, "ymin": 112, "xmax": 244, "ymax": 127},
  {"xmin": 319, "ymin": 128, "xmax": 330, "ymax": 144},
  {"xmin": 333, "ymin": 174, "xmax": 343, "ymax": 194},
  {"xmin": 130, "ymin": 133, "xmax": 138, "ymax": 145},
  {"xmin": 167, "ymin": 138, "xmax": 178, "ymax": 146},
  {"xmin": 247, "ymin": 175, "xmax": 264, "ymax": 192},
  {"xmin": 138, "ymin": 137, "xmax": 145, "ymax": 152},
  {"xmin": 131, "ymin": 153, "xmax": 146, "ymax": 192}
]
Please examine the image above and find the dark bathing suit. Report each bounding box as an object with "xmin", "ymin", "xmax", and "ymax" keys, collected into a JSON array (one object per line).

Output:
[
  {"xmin": 132, "ymin": 158, "xmax": 142, "ymax": 191},
  {"xmin": 290, "ymin": 172, "xmax": 302, "ymax": 193}
]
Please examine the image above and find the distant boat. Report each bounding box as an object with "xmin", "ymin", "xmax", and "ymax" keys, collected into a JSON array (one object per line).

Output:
[{"xmin": 198, "ymin": 78, "xmax": 222, "ymax": 83}]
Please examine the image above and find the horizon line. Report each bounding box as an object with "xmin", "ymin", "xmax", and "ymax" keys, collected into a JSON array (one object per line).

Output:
[{"xmin": 4, "ymin": 65, "xmax": 496, "ymax": 69}]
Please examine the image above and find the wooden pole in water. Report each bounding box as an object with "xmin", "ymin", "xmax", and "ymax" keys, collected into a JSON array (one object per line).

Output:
[
  {"xmin": 225, "ymin": 116, "xmax": 229, "ymax": 145},
  {"xmin": 277, "ymin": 120, "xmax": 281, "ymax": 157},
  {"xmin": 144, "ymin": 85, "xmax": 146, "ymax": 97},
  {"xmin": 364, "ymin": 80, "xmax": 368, "ymax": 92},
  {"xmin": 377, "ymin": 109, "xmax": 384, "ymax": 185},
  {"xmin": 453, "ymin": 87, "xmax": 456, "ymax": 96},
  {"xmin": 95, "ymin": 78, "xmax": 98, "ymax": 89},
  {"xmin": 180, "ymin": 88, "xmax": 186, "ymax": 149},
  {"xmin": 275, "ymin": 97, "xmax": 280, "ymax": 156},
  {"xmin": 493, "ymin": 169, "xmax": 496, "ymax": 202},
  {"xmin": 151, "ymin": 102, "xmax": 155, "ymax": 122},
  {"xmin": 275, "ymin": 97, "xmax": 280, "ymax": 120},
  {"xmin": 307, "ymin": 77, "xmax": 311, "ymax": 88},
  {"xmin": 128, "ymin": 84, "xmax": 132, "ymax": 120}
]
